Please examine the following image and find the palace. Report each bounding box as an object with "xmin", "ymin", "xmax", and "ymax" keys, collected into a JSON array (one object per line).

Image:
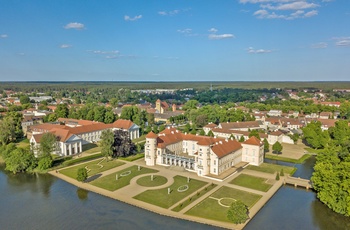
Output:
[{"xmin": 144, "ymin": 127, "xmax": 264, "ymax": 178}]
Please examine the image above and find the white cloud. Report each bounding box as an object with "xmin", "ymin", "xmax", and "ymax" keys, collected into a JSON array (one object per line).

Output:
[
  {"xmin": 88, "ymin": 50, "xmax": 119, "ymax": 54},
  {"xmin": 0, "ymin": 34, "xmax": 8, "ymax": 38},
  {"xmin": 158, "ymin": 8, "xmax": 190, "ymax": 16},
  {"xmin": 177, "ymin": 28, "xmax": 192, "ymax": 34},
  {"xmin": 336, "ymin": 40, "xmax": 350, "ymax": 47},
  {"xmin": 60, "ymin": 44, "xmax": 72, "ymax": 48},
  {"xmin": 124, "ymin": 15, "xmax": 142, "ymax": 21},
  {"xmin": 332, "ymin": 37, "xmax": 350, "ymax": 47},
  {"xmin": 64, "ymin": 22, "xmax": 85, "ymax": 30},
  {"xmin": 208, "ymin": 28, "xmax": 218, "ymax": 33},
  {"xmin": 247, "ymin": 47, "xmax": 272, "ymax": 53},
  {"xmin": 261, "ymin": 2, "xmax": 319, "ymax": 10},
  {"xmin": 242, "ymin": 0, "xmax": 328, "ymax": 20},
  {"xmin": 311, "ymin": 42, "xmax": 328, "ymax": 48},
  {"xmin": 208, "ymin": 34, "xmax": 235, "ymax": 40}
]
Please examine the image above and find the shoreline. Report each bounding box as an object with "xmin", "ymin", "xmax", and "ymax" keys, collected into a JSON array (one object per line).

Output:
[{"xmin": 49, "ymin": 159, "xmax": 286, "ymax": 230}]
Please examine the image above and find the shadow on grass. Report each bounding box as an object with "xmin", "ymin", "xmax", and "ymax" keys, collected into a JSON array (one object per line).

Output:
[{"xmin": 85, "ymin": 173, "xmax": 102, "ymax": 183}]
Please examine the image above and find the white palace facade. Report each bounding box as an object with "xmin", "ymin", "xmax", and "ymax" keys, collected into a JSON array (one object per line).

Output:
[{"xmin": 144, "ymin": 127, "xmax": 264, "ymax": 178}]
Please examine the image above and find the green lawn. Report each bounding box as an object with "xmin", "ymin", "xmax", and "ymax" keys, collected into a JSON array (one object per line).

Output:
[
  {"xmin": 246, "ymin": 163, "xmax": 295, "ymax": 175},
  {"xmin": 15, "ymin": 139, "xmax": 30, "ymax": 149},
  {"xmin": 132, "ymin": 135, "xmax": 146, "ymax": 143},
  {"xmin": 90, "ymin": 165, "xmax": 158, "ymax": 191},
  {"xmin": 229, "ymin": 174, "xmax": 272, "ymax": 192},
  {"xmin": 82, "ymin": 143, "xmax": 101, "ymax": 154},
  {"xmin": 136, "ymin": 175, "xmax": 168, "ymax": 187},
  {"xmin": 134, "ymin": 175, "xmax": 207, "ymax": 209},
  {"xmin": 119, "ymin": 153, "xmax": 144, "ymax": 162},
  {"xmin": 59, "ymin": 158, "xmax": 125, "ymax": 179},
  {"xmin": 172, "ymin": 183, "xmax": 217, "ymax": 212},
  {"xmin": 265, "ymin": 153, "xmax": 311, "ymax": 164},
  {"xmin": 186, "ymin": 186, "xmax": 262, "ymax": 222}
]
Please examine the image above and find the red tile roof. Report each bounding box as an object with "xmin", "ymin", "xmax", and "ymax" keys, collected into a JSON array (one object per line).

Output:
[
  {"xmin": 145, "ymin": 131, "xmax": 157, "ymax": 139},
  {"xmin": 211, "ymin": 139, "xmax": 242, "ymax": 158},
  {"xmin": 243, "ymin": 136, "xmax": 263, "ymax": 146}
]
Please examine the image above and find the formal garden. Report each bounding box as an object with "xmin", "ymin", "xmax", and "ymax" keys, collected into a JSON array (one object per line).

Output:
[
  {"xmin": 246, "ymin": 163, "xmax": 295, "ymax": 175},
  {"xmin": 59, "ymin": 158, "xmax": 125, "ymax": 178},
  {"xmin": 229, "ymin": 174, "xmax": 273, "ymax": 192},
  {"xmin": 133, "ymin": 175, "xmax": 207, "ymax": 209},
  {"xmin": 185, "ymin": 186, "xmax": 262, "ymax": 222},
  {"xmin": 90, "ymin": 165, "xmax": 158, "ymax": 191},
  {"xmin": 136, "ymin": 175, "xmax": 168, "ymax": 187}
]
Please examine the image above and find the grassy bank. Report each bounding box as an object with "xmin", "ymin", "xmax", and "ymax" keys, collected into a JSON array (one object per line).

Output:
[{"xmin": 265, "ymin": 153, "xmax": 311, "ymax": 164}]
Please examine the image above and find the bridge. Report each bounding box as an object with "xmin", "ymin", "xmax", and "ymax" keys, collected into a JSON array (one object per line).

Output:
[{"xmin": 284, "ymin": 176, "xmax": 313, "ymax": 189}]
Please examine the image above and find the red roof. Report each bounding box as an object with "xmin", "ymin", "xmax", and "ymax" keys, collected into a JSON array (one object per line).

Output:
[
  {"xmin": 112, "ymin": 119, "xmax": 134, "ymax": 129},
  {"xmin": 145, "ymin": 131, "xmax": 157, "ymax": 139},
  {"xmin": 211, "ymin": 139, "xmax": 242, "ymax": 158},
  {"xmin": 243, "ymin": 136, "xmax": 263, "ymax": 146}
]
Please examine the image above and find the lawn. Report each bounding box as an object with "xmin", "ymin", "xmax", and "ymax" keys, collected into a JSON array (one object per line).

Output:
[
  {"xmin": 132, "ymin": 135, "xmax": 146, "ymax": 143},
  {"xmin": 82, "ymin": 143, "xmax": 101, "ymax": 154},
  {"xmin": 15, "ymin": 139, "xmax": 30, "ymax": 149},
  {"xmin": 90, "ymin": 165, "xmax": 158, "ymax": 191},
  {"xmin": 185, "ymin": 186, "xmax": 262, "ymax": 223},
  {"xmin": 172, "ymin": 183, "xmax": 217, "ymax": 212},
  {"xmin": 136, "ymin": 175, "xmax": 168, "ymax": 187},
  {"xmin": 265, "ymin": 153, "xmax": 311, "ymax": 164},
  {"xmin": 246, "ymin": 163, "xmax": 295, "ymax": 175},
  {"xmin": 134, "ymin": 175, "xmax": 207, "ymax": 209},
  {"xmin": 119, "ymin": 153, "xmax": 144, "ymax": 162},
  {"xmin": 229, "ymin": 174, "xmax": 272, "ymax": 192},
  {"xmin": 59, "ymin": 158, "xmax": 125, "ymax": 179}
]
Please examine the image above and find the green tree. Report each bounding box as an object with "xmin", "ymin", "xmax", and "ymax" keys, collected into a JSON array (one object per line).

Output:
[
  {"xmin": 55, "ymin": 104, "xmax": 69, "ymax": 118},
  {"xmin": 239, "ymin": 136, "xmax": 245, "ymax": 142},
  {"xmin": 207, "ymin": 130, "xmax": 214, "ymax": 137},
  {"xmin": 0, "ymin": 117, "xmax": 16, "ymax": 145},
  {"xmin": 38, "ymin": 132, "xmax": 57, "ymax": 157},
  {"xmin": 4, "ymin": 147, "xmax": 37, "ymax": 174},
  {"xmin": 159, "ymin": 124, "xmax": 165, "ymax": 133},
  {"xmin": 104, "ymin": 109, "xmax": 116, "ymax": 124},
  {"xmin": 147, "ymin": 113, "xmax": 155, "ymax": 126},
  {"xmin": 199, "ymin": 129, "xmax": 205, "ymax": 136},
  {"xmin": 77, "ymin": 167, "xmax": 88, "ymax": 182},
  {"xmin": 100, "ymin": 129, "xmax": 114, "ymax": 160},
  {"xmin": 302, "ymin": 121, "xmax": 329, "ymax": 149},
  {"xmin": 275, "ymin": 172, "xmax": 280, "ymax": 180},
  {"xmin": 19, "ymin": 95, "xmax": 30, "ymax": 104},
  {"xmin": 249, "ymin": 130, "xmax": 261, "ymax": 140},
  {"xmin": 272, "ymin": 141, "xmax": 283, "ymax": 154},
  {"xmin": 183, "ymin": 100, "xmax": 199, "ymax": 111},
  {"xmin": 227, "ymin": 200, "xmax": 249, "ymax": 224},
  {"xmin": 37, "ymin": 156, "xmax": 53, "ymax": 170},
  {"xmin": 263, "ymin": 139, "xmax": 269, "ymax": 153},
  {"xmin": 109, "ymin": 98, "xmax": 119, "ymax": 108}
]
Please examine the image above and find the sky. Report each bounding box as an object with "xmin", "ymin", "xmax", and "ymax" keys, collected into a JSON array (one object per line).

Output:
[{"xmin": 0, "ymin": 0, "xmax": 349, "ymax": 82}]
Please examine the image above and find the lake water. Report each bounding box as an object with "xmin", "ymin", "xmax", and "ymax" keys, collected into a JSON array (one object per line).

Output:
[{"xmin": 0, "ymin": 157, "xmax": 349, "ymax": 230}]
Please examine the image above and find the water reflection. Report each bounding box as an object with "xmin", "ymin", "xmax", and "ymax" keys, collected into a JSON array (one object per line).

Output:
[{"xmin": 76, "ymin": 188, "xmax": 89, "ymax": 201}]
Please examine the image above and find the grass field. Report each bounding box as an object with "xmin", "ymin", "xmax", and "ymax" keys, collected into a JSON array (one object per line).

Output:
[
  {"xmin": 90, "ymin": 165, "xmax": 158, "ymax": 191},
  {"xmin": 15, "ymin": 139, "xmax": 30, "ymax": 149},
  {"xmin": 82, "ymin": 143, "xmax": 101, "ymax": 154},
  {"xmin": 59, "ymin": 158, "xmax": 125, "ymax": 179},
  {"xmin": 185, "ymin": 186, "xmax": 262, "ymax": 222},
  {"xmin": 134, "ymin": 175, "xmax": 207, "ymax": 209},
  {"xmin": 119, "ymin": 153, "xmax": 144, "ymax": 162},
  {"xmin": 136, "ymin": 175, "xmax": 168, "ymax": 187},
  {"xmin": 171, "ymin": 183, "xmax": 217, "ymax": 212},
  {"xmin": 265, "ymin": 154, "xmax": 311, "ymax": 164},
  {"xmin": 229, "ymin": 174, "xmax": 272, "ymax": 192},
  {"xmin": 246, "ymin": 163, "xmax": 295, "ymax": 175}
]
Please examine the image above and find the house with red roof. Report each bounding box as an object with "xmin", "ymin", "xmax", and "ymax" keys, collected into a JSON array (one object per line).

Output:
[{"xmin": 144, "ymin": 127, "xmax": 264, "ymax": 178}]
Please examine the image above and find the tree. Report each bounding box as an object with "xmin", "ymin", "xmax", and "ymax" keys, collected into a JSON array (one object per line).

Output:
[
  {"xmin": 249, "ymin": 130, "xmax": 261, "ymax": 140},
  {"xmin": 195, "ymin": 114, "xmax": 208, "ymax": 128},
  {"xmin": 272, "ymin": 141, "xmax": 283, "ymax": 154},
  {"xmin": 207, "ymin": 130, "xmax": 214, "ymax": 137},
  {"xmin": 0, "ymin": 117, "xmax": 16, "ymax": 145},
  {"xmin": 4, "ymin": 147, "xmax": 37, "ymax": 174},
  {"xmin": 19, "ymin": 95, "xmax": 30, "ymax": 104},
  {"xmin": 100, "ymin": 129, "xmax": 114, "ymax": 160},
  {"xmin": 55, "ymin": 103, "xmax": 69, "ymax": 118},
  {"xmin": 199, "ymin": 129, "xmax": 205, "ymax": 136},
  {"xmin": 275, "ymin": 172, "xmax": 280, "ymax": 180},
  {"xmin": 147, "ymin": 113, "xmax": 155, "ymax": 126},
  {"xmin": 302, "ymin": 121, "xmax": 329, "ymax": 149},
  {"xmin": 38, "ymin": 132, "xmax": 57, "ymax": 157},
  {"xmin": 159, "ymin": 124, "xmax": 165, "ymax": 133},
  {"xmin": 77, "ymin": 167, "xmax": 88, "ymax": 182},
  {"xmin": 263, "ymin": 139, "xmax": 269, "ymax": 153},
  {"xmin": 104, "ymin": 109, "xmax": 116, "ymax": 124},
  {"xmin": 239, "ymin": 136, "xmax": 245, "ymax": 142},
  {"xmin": 227, "ymin": 200, "xmax": 249, "ymax": 224},
  {"xmin": 37, "ymin": 156, "xmax": 53, "ymax": 170},
  {"xmin": 112, "ymin": 130, "xmax": 136, "ymax": 158}
]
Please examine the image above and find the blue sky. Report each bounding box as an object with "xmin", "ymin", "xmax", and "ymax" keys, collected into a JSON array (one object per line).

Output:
[{"xmin": 0, "ymin": 0, "xmax": 349, "ymax": 82}]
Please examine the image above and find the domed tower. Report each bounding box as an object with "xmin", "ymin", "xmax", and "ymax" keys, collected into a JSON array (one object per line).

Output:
[{"xmin": 145, "ymin": 131, "xmax": 158, "ymax": 166}]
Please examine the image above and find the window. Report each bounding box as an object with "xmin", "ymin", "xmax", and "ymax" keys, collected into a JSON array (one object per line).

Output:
[
  {"xmin": 213, "ymin": 168, "xmax": 216, "ymax": 173},
  {"xmin": 213, "ymin": 160, "xmax": 216, "ymax": 165}
]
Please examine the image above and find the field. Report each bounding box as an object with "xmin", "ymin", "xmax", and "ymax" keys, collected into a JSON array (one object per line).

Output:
[
  {"xmin": 229, "ymin": 174, "xmax": 272, "ymax": 192},
  {"xmin": 59, "ymin": 158, "xmax": 125, "ymax": 179},
  {"xmin": 90, "ymin": 165, "xmax": 158, "ymax": 191},
  {"xmin": 186, "ymin": 186, "xmax": 262, "ymax": 222},
  {"xmin": 246, "ymin": 163, "xmax": 295, "ymax": 175},
  {"xmin": 134, "ymin": 175, "xmax": 207, "ymax": 209}
]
